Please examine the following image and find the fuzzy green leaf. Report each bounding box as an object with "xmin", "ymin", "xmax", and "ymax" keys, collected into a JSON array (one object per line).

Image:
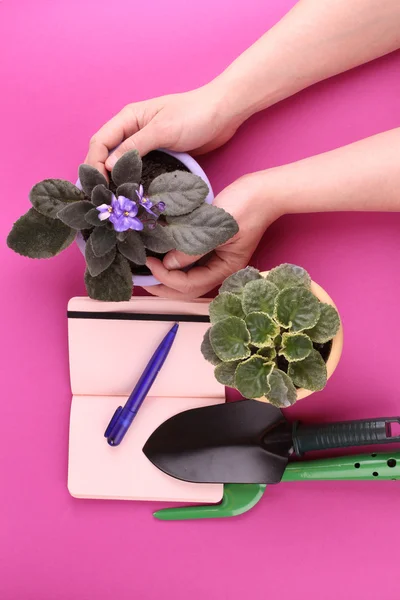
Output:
[
  {"xmin": 257, "ymin": 346, "xmax": 277, "ymax": 361},
  {"xmin": 78, "ymin": 164, "xmax": 108, "ymax": 197},
  {"xmin": 209, "ymin": 292, "xmax": 245, "ymax": 324},
  {"xmin": 57, "ymin": 200, "xmax": 94, "ymax": 229},
  {"xmin": 167, "ymin": 204, "xmax": 238, "ymax": 255},
  {"xmin": 266, "ymin": 263, "xmax": 311, "ymax": 291},
  {"xmin": 90, "ymin": 226, "xmax": 117, "ymax": 257},
  {"xmin": 201, "ymin": 328, "xmax": 222, "ymax": 366},
  {"xmin": 214, "ymin": 361, "xmax": 240, "ymax": 387},
  {"xmin": 266, "ymin": 369, "xmax": 297, "ymax": 408},
  {"xmin": 210, "ymin": 317, "xmax": 250, "ymax": 362},
  {"xmin": 280, "ymin": 332, "xmax": 313, "ymax": 362},
  {"xmin": 219, "ymin": 267, "xmax": 262, "ymax": 297},
  {"xmin": 85, "ymin": 239, "xmax": 116, "ymax": 277},
  {"xmin": 288, "ymin": 349, "xmax": 327, "ymax": 391},
  {"xmin": 275, "ymin": 287, "xmax": 321, "ymax": 332},
  {"xmin": 84, "ymin": 254, "xmax": 133, "ymax": 302},
  {"xmin": 140, "ymin": 225, "xmax": 176, "ymax": 253},
  {"xmin": 242, "ymin": 278, "xmax": 279, "ymax": 316},
  {"xmin": 117, "ymin": 231, "xmax": 147, "ymax": 265},
  {"xmin": 235, "ymin": 357, "xmax": 273, "ymax": 399},
  {"xmin": 85, "ymin": 207, "xmax": 106, "ymax": 227},
  {"xmin": 245, "ymin": 312, "xmax": 280, "ymax": 348},
  {"xmin": 91, "ymin": 185, "xmax": 113, "ymax": 207},
  {"xmin": 30, "ymin": 179, "xmax": 84, "ymax": 218},
  {"xmin": 111, "ymin": 150, "xmax": 142, "ymax": 187},
  {"xmin": 7, "ymin": 208, "xmax": 75, "ymax": 258},
  {"xmin": 116, "ymin": 183, "xmax": 139, "ymax": 200},
  {"xmin": 305, "ymin": 303, "xmax": 340, "ymax": 343},
  {"xmin": 148, "ymin": 171, "xmax": 209, "ymax": 216}
]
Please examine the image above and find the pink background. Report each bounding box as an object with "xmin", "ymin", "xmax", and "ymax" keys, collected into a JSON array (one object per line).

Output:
[{"xmin": 1, "ymin": 1, "xmax": 400, "ymax": 599}]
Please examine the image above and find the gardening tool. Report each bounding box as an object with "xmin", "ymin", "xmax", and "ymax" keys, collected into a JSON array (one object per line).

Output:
[
  {"xmin": 153, "ymin": 450, "xmax": 400, "ymax": 520},
  {"xmin": 143, "ymin": 400, "xmax": 400, "ymax": 484}
]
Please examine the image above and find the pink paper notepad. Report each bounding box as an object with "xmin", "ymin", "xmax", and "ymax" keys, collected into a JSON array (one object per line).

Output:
[{"xmin": 67, "ymin": 297, "xmax": 225, "ymax": 504}]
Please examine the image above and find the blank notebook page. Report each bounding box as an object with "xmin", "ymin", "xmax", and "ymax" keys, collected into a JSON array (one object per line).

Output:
[{"xmin": 67, "ymin": 297, "xmax": 224, "ymax": 503}]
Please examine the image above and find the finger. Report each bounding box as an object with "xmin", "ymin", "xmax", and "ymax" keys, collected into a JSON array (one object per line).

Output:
[
  {"xmin": 142, "ymin": 284, "xmax": 192, "ymax": 301},
  {"xmin": 146, "ymin": 254, "xmax": 232, "ymax": 298},
  {"xmin": 163, "ymin": 250, "xmax": 204, "ymax": 270},
  {"xmin": 85, "ymin": 110, "xmax": 139, "ymax": 176},
  {"xmin": 106, "ymin": 122, "xmax": 169, "ymax": 170}
]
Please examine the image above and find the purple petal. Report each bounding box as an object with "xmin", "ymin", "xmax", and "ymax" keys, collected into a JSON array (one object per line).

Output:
[
  {"xmin": 140, "ymin": 198, "xmax": 158, "ymax": 217},
  {"xmin": 98, "ymin": 211, "xmax": 110, "ymax": 221},
  {"xmin": 117, "ymin": 195, "xmax": 136, "ymax": 212},
  {"xmin": 111, "ymin": 215, "xmax": 132, "ymax": 232},
  {"xmin": 110, "ymin": 194, "xmax": 119, "ymax": 209},
  {"xmin": 156, "ymin": 201, "xmax": 166, "ymax": 213},
  {"xmin": 129, "ymin": 217, "xmax": 144, "ymax": 231},
  {"xmin": 97, "ymin": 203, "xmax": 111, "ymax": 213},
  {"xmin": 135, "ymin": 185, "xmax": 144, "ymax": 202},
  {"xmin": 128, "ymin": 203, "xmax": 138, "ymax": 217},
  {"xmin": 141, "ymin": 198, "xmax": 152, "ymax": 209}
]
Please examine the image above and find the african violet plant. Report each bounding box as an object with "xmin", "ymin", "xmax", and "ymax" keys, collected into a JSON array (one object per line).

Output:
[
  {"xmin": 7, "ymin": 150, "xmax": 238, "ymax": 302},
  {"xmin": 201, "ymin": 264, "xmax": 341, "ymax": 408}
]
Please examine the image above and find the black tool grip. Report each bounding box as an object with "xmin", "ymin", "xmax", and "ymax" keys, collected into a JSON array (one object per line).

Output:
[{"xmin": 292, "ymin": 418, "xmax": 400, "ymax": 455}]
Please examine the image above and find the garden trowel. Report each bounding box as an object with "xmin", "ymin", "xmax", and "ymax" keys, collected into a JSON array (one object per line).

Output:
[
  {"xmin": 153, "ymin": 450, "xmax": 400, "ymax": 520},
  {"xmin": 143, "ymin": 400, "xmax": 400, "ymax": 484}
]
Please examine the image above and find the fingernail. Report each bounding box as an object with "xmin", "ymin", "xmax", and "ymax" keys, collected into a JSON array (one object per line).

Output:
[
  {"xmin": 164, "ymin": 255, "xmax": 180, "ymax": 270},
  {"xmin": 106, "ymin": 154, "xmax": 118, "ymax": 169},
  {"xmin": 146, "ymin": 258, "xmax": 156, "ymax": 269}
]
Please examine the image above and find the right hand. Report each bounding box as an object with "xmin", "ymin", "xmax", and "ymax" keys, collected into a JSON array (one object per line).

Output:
[
  {"xmin": 143, "ymin": 173, "xmax": 283, "ymax": 300},
  {"xmin": 85, "ymin": 84, "xmax": 241, "ymax": 177}
]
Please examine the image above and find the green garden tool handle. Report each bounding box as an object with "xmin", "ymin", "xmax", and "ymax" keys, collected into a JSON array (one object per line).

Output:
[
  {"xmin": 283, "ymin": 451, "xmax": 400, "ymax": 481},
  {"xmin": 292, "ymin": 417, "xmax": 400, "ymax": 455},
  {"xmin": 153, "ymin": 451, "xmax": 400, "ymax": 521},
  {"xmin": 153, "ymin": 484, "xmax": 266, "ymax": 521}
]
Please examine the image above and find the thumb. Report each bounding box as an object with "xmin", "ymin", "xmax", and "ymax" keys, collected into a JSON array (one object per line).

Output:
[
  {"xmin": 163, "ymin": 250, "xmax": 204, "ymax": 270},
  {"xmin": 105, "ymin": 123, "xmax": 164, "ymax": 169}
]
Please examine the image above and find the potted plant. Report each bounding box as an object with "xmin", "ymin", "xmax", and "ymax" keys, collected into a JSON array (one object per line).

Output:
[
  {"xmin": 201, "ymin": 264, "xmax": 343, "ymax": 407},
  {"xmin": 7, "ymin": 150, "xmax": 238, "ymax": 301}
]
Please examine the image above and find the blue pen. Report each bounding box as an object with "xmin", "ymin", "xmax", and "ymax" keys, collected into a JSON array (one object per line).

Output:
[{"xmin": 105, "ymin": 322, "xmax": 179, "ymax": 447}]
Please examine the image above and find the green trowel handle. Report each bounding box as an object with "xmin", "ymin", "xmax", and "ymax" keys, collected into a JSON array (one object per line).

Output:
[
  {"xmin": 153, "ymin": 484, "xmax": 266, "ymax": 521},
  {"xmin": 154, "ymin": 452, "xmax": 400, "ymax": 521},
  {"xmin": 293, "ymin": 417, "xmax": 400, "ymax": 455},
  {"xmin": 283, "ymin": 451, "xmax": 400, "ymax": 482}
]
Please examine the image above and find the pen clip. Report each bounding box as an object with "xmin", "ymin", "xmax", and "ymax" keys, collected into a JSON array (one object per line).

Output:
[{"xmin": 104, "ymin": 406, "xmax": 123, "ymax": 438}]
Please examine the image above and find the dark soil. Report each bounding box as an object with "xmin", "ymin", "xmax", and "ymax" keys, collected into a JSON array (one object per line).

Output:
[
  {"xmin": 313, "ymin": 339, "xmax": 333, "ymax": 363},
  {"xmin": 82, "ymin": 151, "xmax": 190, "ymax": 276},
  {"xmin": 130, "ymin": 151, "xmax": 189, "ymax": 275},
  {"xmin": 141, "ymin": 151, "xmax": 189, "ymax": 194},
  {"xmin": 107, "ymin": 150, "xmax": 189, "ymax": 197}
]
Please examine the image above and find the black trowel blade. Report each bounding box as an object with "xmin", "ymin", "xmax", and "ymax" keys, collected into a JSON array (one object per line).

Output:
[{"xmin": 143, "ymin": 400, "xmax": 293, "ymax": 484}]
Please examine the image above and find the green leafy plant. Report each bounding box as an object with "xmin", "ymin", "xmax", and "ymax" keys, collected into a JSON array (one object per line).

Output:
[
  {"xmin": 7, "ymin": 150, "xmax": 238, "ymax": 302},
  {"xmin": 201, "ymin": 264, "xmax": 341, "ymax": 407}
]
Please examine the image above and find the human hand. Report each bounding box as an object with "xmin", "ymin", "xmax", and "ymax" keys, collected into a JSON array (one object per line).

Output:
[
  {"xmin": 85, "ymin": 84, "xmax": 242, "ymax": 177},
  {"xmin": 143, "ymin": 173, "xmax": 282, "ymax": 300}
]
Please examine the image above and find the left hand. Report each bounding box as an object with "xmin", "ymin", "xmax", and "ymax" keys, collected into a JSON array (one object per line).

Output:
[{"xmin": 143, "ymin": 173, "xmax": 282, "ymax": 300}]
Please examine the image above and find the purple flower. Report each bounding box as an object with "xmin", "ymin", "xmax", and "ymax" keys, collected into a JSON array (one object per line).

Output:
[
  {"xmin": 96, "ymin": 202, "xmax": 114, "ymax": 221},
  {"xmin": 136, "ymin": 185, "xmax": 166, "ymax": 218},
  {"xmin": 96, "ymin": 195, "xmax": 144, "ymax": 232}
]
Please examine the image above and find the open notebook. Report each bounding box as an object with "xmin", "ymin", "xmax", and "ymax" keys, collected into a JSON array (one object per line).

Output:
[{"xmin": 67, "ymin": 297, "xmax": 224, "ymax": 504}]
